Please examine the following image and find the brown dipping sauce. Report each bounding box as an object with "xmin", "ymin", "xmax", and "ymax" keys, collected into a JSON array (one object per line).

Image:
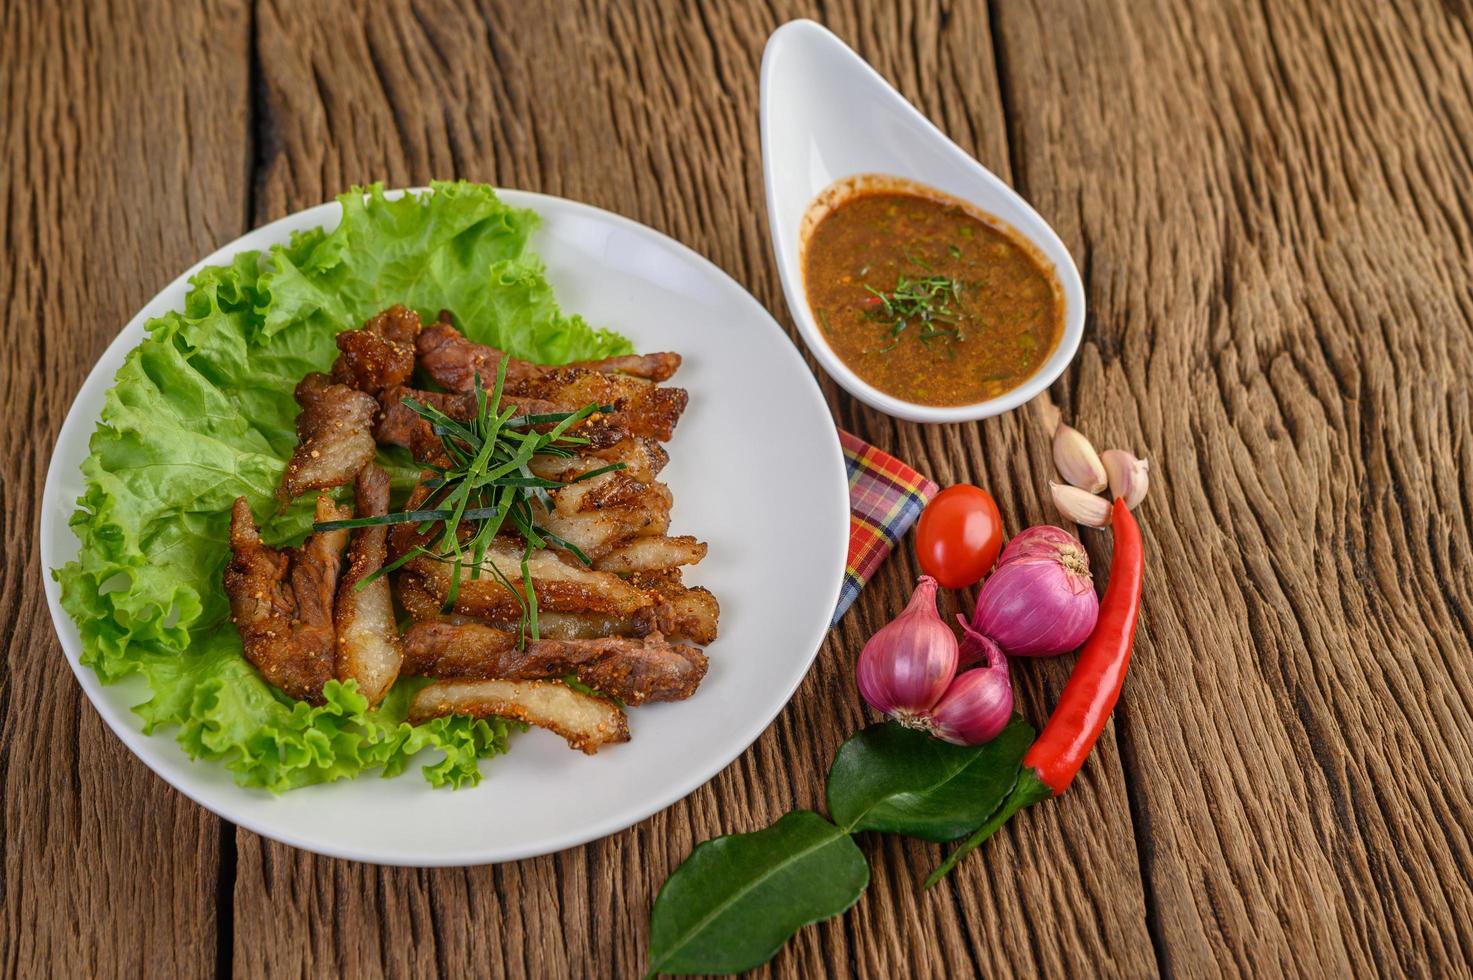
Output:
[{"xmin": 802, "ymin": 177, "xmax": 1063, "ymax": 407}]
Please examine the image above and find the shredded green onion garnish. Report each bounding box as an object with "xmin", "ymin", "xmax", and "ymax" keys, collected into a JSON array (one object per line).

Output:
[{"xmin": 313, "ymin": 359, "xmax": 622, "ymax": 646}]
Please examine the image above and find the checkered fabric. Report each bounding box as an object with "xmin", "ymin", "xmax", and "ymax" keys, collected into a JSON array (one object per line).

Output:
[{"xmin": 833, "ymin": 430, "xmax": 940, "ymax": 625}]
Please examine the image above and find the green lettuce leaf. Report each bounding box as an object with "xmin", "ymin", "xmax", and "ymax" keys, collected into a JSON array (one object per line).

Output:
[{"xmin": 54, "ymin": 181, "xmax": 631, "ymax": 791}]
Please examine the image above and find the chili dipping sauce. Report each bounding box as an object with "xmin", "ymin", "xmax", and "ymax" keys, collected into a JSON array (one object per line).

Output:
[{"xmin": 802, "ymin": 177, "xmax": 1064, "ymax": 406}]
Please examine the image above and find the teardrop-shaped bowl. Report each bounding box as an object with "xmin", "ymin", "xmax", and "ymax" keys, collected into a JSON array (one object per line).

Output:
[{"xmin": 760, "ymin": 20, "xmax": 1086, "ymax": 423}]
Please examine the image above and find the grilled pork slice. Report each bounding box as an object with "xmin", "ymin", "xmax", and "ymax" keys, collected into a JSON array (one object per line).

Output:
[
  {"xmin": 409, "ymin": 582, "xmax": 717, "ymax": 646},
  {"xmin": 565, "ymin": 351, "xmax": 682, "ymax": 381},
  {"xmin": 334, "ymin": 464, "xmax": 402, "ymax": 706},
  {"xmin": 417, "ymin": 320, "xmax": 688, "ymax": 441},
  {"xmin": 374, "ymin": 385, "xmax": 471, "ymax": 442},
  {"xmin": 551, "ymin": 467, "xmax": 667, "ymax": 515},
  {"xmin": 635, "ymin": 572, "xmax": 720, "ymax": 646},
  {"xmin": 409, "ymin": 678, "xmax": 629, "ymax": 754},
  {"xmin": 535, "ymin": 471, "xmax": 674, "ymax": 559},
  {"xmin": 279, "ymin": 373, "xmax": 378, "ymax": 500},
  {"xmin": 402, "ymin": 620, "xmax": 707, "ymax": 706},
  {"xmin": 416, "ymin": 313, "xmax": 542, "ymax": 388},
  {"xmin": 527, "ymin": 437, "xmax": 669, "ymax": 485},
  {"xmin": 530, "ymin": 609, "xmax": 658, "ymax": 639},
  {"xmin": 408, "ymin": 538, "xmax": 656, "ymax": 619},
  {"xmin": 224, "ymin": 496, "xmax": 350, "ymax": 703},
  {"xmin": 392, "ymin": 583, "xmax": 654, "ymax": 643},
  {"xmin": 512, "ymin": 368, "xmax": 688, "ymax": 443},
  {"xmin": 592, "ymin": 535, "xmax": 707, "ymax": 573},
  {"xmin": 331, "ymin": 304, "xmax": 421, "ymax": 396},
  {"xmin": 393, "ymin": 570, "xmax": 446, "ymax": 622},
  {"xmin": 417, "ymin": 314, "xmax": 682, "ymax": 387},
  {"xmin": 373, "ymin": 385, "xmax": 473, "ymax": 465}
]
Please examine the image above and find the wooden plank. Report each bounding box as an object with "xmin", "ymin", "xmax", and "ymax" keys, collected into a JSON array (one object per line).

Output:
[
  {"xmin": 991, "ymin": 0, "xmax": 1473, "ymax": 972},
  {"xmin": 0, "ymin": 0, "xmax": 252, "ymax": 975},
  {"xmin": 234, "ymin": 1, "xmax": 1157, "ymax": 977}
]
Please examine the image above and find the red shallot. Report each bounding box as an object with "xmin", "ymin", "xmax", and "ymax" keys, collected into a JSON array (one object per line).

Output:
[
  {"xmin": 856, "ymin": 576, "xmax": 958, "ymax": 726},
  {"xmin": 928, "ymin": 629, "xmax": 1013, "ymax": 745},
  {"xmin": 963, "ymin": 525, "xmax": 1099, "ymax": 659},
  {"xmin": 856, "ymin": 577, "xmax": 1012, "ymax": 746}
]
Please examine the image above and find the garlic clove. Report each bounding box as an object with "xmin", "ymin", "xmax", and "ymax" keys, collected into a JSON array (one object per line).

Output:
[
  {"xmin": 1049, "ymin": 481, "xmax": 1113, "ymax": 527},
  {"xmin": 1053, "ymin": 423, "xmax": 1108, "ymax": 492},
  {"xmin": 1039, "ymin": 399, "xmax": 1062, "ymax": 438},
  {"xmin": 1101, "ymin": 449, "xmax": 1150, "ymax": 509}
]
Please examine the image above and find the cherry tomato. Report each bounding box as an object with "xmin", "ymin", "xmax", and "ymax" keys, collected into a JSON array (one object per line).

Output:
[{"xmin": 915, "ymin": 485, "xmax": 1003, "ymax": 588}]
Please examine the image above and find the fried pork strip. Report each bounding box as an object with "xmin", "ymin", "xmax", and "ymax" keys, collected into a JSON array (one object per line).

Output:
[
  {"xmin": 534, "ymin": 471, "xmax": 674, "ymax": 559},
  {"xmin": 513, "ymin": 367, "xmax": 688, "ymax": 443},
  {"xmin": 401, "ymin": 621, "xmax": 707, "ymax": 706},
  {"xmin": 393, "ymin": 570, "xmax": 651, "ymax": 636},
  {"xmin": 565, "ymin": 351, "xmax": 682, "ymax": 381},
  {"xmin": 417, "ymin": 314, "xmax": 681, "ymax": 387},
  {"xmin": 373, "ymin": 385, "xmax": 473, "ymax": 464},
  {"xmin": 527, "ymin": 436, "xmax": 669, "ymax": 485},
  {"xmin": 407, "ymin": 538, "xmax": 655, "ymax": 619},
  {"xmin": 409, "ymin": 678, "xmax": 630, "ymax": 753},
  {"xmin": 279, "ymin": 373, "xmax": 379, "ymax": 500},
  {"xmin": 396, "ymin": 576, "xmax": 718, "ymax": 646},
  {"xmin": 592, "ymin": 535, "xmax": 707, "ymax": 573},
  {"xmin": 417, "ymin": 319, "xmax": 688, "ymax": 441},
  {"xmin": 531, "ymin": 610, "xmax": 657, "ymax": 640},
  {"xmin": 635, "ymin": 572, "xmax": 720, "ymax": 646},
  {"xmin": 416, "ymin": 313, "xmax": 542, "ymax": 387},
  {"xmin": 393, "ymin": 570, "xmax": 446, "ymax": 623},
  {"xmin": 330, "ymin": 304, "xmax": 421, "ymax": 396},
  {"xmin": 334, "ymin": 464, "xmax": 402, "ymax": 706},
  {"xmin": 224, "ymin": 496, "xmax": 350, "ymax": 703}
]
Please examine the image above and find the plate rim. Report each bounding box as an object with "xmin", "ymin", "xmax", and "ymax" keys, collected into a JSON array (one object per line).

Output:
[{"xmin": 38, "ymin": 186, "xmax": 850, "ymax": 866}]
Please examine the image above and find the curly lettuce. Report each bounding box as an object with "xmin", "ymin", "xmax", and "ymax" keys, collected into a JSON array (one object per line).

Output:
[{"xmin": 54, "ymin": 182, "xmax": 632, "ymax": 791}]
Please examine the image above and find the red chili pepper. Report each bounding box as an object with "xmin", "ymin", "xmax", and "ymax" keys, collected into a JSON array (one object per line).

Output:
[
  {"xmin": 926, "ymin": 499, "xmax": 1144, "ymax": 886},
  {"xmin": 1023, "ymin": 498, "xmax": 1144, "ymax": 794}
]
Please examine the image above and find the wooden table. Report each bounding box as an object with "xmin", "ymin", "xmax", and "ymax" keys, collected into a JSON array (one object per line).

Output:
[{"xmin": 5, "ymin": 1, "xmax": 1472, "ymax": 976}]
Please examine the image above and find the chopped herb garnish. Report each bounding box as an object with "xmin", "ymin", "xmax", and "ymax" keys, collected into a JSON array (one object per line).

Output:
[
  {"xmin": 948, "ymin": 244, "xmax": 963, "ymax": 259},
  {"xmin": 860, "ymin": 273, "xmax": 968, "ymax": 349},
  {"xmin": 313, "ymin": 359, "xmax": 622, "ymax": 646}
]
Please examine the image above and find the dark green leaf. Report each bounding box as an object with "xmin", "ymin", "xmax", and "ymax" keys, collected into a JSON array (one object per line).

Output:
[
  {"xmin": 826, "ymin": 718, "xmax": 1034, "ymax": 842},
  {"xmin": 645, "ymin": 811, "xmax": 868, "ymax": 977}
]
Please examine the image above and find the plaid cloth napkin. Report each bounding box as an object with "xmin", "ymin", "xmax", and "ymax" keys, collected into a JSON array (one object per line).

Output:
[{"xmin": 832, "ymin": 430, "xmax": 939, "ymax": 625}]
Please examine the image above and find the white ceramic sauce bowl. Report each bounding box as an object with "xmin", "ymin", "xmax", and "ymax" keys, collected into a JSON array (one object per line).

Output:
[{"xmin": 760, "ymin": 20, "xmax": 1086, "ymax": 424}]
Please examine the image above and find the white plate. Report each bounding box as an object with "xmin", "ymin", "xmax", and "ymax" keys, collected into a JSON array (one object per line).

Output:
[{"xmin": 39, "ymin": 189, "xmax": 849, "ymax": 866}]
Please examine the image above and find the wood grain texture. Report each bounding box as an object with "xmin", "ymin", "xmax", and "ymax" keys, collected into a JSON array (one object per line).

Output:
[
  {"xmin": 993, "ymin": 0, "xmax": 1473, "ymax": 973},
  {"xmin": 5, "ymin": 0, "xmax": 1473, "ymax": 976},
  {"xmin": 0, "ymin": 0, "xmax": 252, "ymax": 976}
]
